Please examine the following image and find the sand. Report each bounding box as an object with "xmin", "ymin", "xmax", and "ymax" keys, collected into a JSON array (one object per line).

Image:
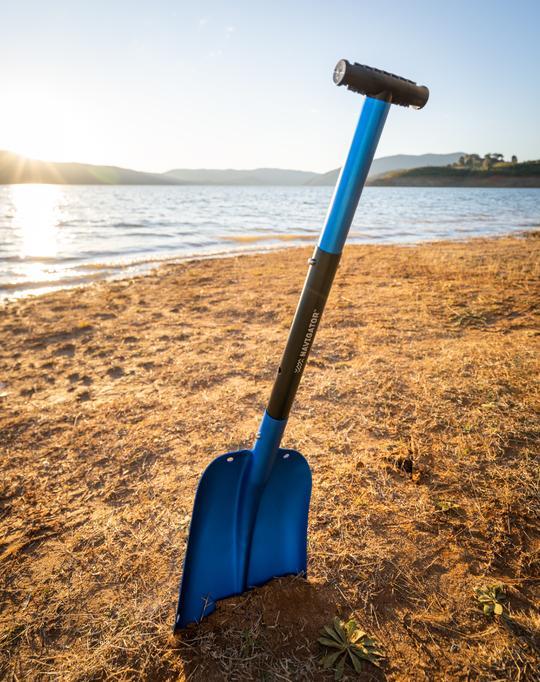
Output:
[{"xmin": 1, "ymin": 234, "xmax": 539, "ymax": 680}]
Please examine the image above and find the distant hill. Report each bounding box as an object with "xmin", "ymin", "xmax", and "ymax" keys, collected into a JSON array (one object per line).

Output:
[
  {"xmin": 163, "ymin": 167, "xmax": 319, "ymax": 185},
  {"xmin": 307, "ymin": 152, "xmax": 465, "ymax": 186},
  {"xmin": 0, "ymin": 150, "xmax": 180, "ymax": 185},
  {"xmin": 3, "ymin": 149, "xmax": 536, "ymax": 187},
  {"xmin": 371, "ymin": 160, "xmax": 540, "ymax": 187}
]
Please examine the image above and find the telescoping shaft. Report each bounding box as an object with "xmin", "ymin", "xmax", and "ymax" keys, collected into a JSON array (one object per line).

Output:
[{"xmin": 266, "ymin": 61, "xmax": 429, "ymax": 421}]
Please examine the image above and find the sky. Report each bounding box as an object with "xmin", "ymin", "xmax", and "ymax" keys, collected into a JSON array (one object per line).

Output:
[{"xmin": 1, "ymin": 1, "xmax": 539, "ymax": 173}]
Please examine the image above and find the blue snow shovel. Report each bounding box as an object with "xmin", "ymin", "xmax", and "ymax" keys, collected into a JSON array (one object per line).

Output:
[{"xmin": 174, "ymin": 60, "xmax": 429, "ymax": 630}]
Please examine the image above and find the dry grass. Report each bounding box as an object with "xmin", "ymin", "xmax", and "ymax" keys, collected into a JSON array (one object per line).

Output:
[{"xmin": 0, "ymin": 233, "xmax": 539, "ymax": 680}]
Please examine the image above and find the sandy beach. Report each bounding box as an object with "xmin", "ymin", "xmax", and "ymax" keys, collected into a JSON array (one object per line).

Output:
[{"xmin": 1, "ymin": 234, "xmax": 539, "ymax": 680}]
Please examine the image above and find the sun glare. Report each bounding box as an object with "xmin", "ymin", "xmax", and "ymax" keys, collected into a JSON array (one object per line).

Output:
[
  {"xmin": 11, "ymin": 184, "xmax": 61, "ymax": 260},
  {"xmin": 2, "ymin": 86, "xmax": 103, "ymax": 162}
]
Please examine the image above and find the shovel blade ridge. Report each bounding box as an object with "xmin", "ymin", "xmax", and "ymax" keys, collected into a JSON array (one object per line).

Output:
[
  {"xmin": 247, "ymin": 448, "xmax": 311, "ymax": 587},
  {"xmin": 174, "ymin": 448, "xmax": 311, "ymax": 630}
]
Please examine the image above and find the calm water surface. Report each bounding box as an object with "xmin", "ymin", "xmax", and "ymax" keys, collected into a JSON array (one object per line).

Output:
[{"xmin": 0, "ymin": 184, "xmax": 538, "ymax": 298}]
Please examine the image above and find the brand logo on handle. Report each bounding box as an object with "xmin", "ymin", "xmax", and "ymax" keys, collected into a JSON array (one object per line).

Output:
[{"xmin": 294, "ymin": 309, "xmax": 320, "ymax": 373}]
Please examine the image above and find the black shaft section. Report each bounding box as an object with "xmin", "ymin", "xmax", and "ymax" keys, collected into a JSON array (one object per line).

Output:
[{"xmin": 267, "ymin": 247, "xmax": 341, "ymax": 420}]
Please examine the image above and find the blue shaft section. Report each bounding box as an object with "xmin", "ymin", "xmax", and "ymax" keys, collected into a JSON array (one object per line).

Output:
[
  {"xmin": 318, "ymin": 97, "xmax": 390, "ymax": 255},
  {"xmin": 251, "ymin": 411, "xmax": 288, "ymax": 486},
  {"xmin": 237, "ymin": 411, "xmax": 287, "ymax": 587}
]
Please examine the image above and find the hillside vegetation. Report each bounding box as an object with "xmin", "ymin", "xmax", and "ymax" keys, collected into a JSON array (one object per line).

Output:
[{"xmin": 373, "ymin": 160, "xmax": 540, "ymax": 187}]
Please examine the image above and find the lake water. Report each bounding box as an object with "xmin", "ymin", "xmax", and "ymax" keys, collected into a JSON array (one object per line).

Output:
[{"xmin": 0, "ymin": 184, "xmax": 538, "ymax": 299}]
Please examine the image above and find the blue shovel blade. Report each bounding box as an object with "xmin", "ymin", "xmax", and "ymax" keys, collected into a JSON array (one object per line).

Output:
[{"xmin": 174, "ymin": 447, "xmax": 311, "ymax": 630}]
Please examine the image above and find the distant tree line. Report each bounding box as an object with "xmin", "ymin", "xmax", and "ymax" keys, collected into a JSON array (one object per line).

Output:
[{"xmin": 451, "ymin": 153, "xmax": 519, "ymax": 170}]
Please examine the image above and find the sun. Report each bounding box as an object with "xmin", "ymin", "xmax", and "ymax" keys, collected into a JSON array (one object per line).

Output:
[
  {"xmin": 0, "ymin": 85, "xmax": 101, "ymax": 163},
  {"xmin": 2, "ymin": 88, "xmax": 75, "ymax": 161}
]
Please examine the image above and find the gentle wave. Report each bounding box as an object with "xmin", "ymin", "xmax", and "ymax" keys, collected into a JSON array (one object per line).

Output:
[
  {"xmin": 223, "ymin": 232, "xmax": 318, "ymax": 243},
  {"xmin": 0, "ymin": 272, "xmax": 114, "ymax": 291},
  {"xmin": 1, "ymin": 254, "xmax": 79, "ymax": 264}
]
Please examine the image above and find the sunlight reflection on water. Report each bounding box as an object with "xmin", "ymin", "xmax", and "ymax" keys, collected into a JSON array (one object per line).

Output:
[
  {"xmin": 12, "ymin": 184, "xmax": 61, "ymax": 259},
  {"xmin": 4, "ymin": 184, "xmax": 64, "ymax": 293}
]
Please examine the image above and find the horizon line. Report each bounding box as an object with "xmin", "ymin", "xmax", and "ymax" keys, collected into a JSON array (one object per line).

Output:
[{"xmin": 0, "ymin": 148, "xmax": 474, "ymax": 176}]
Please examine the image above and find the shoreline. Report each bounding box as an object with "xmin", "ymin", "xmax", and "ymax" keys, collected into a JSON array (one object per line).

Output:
[{"xmin": 2, "ymin": 227, "xmax": 538, "ymax": 303}]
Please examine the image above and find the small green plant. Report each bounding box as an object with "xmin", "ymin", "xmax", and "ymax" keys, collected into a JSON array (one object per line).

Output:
[
  {"xmin": 434, "ymin": 499, "xmax": 460, "ymax": 513},
  {"xmin": 475, "ymin": 584, "xmax": 506, "ymax": 616},
  {"xmin": 318, "ymin": 617, "xmax": 384, "ymax": 679}
]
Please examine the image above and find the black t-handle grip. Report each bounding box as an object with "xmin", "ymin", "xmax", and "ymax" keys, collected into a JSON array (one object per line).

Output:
[{"xmin": 333, "ymin": 59, "xmax": 429, "ymax": 109}]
